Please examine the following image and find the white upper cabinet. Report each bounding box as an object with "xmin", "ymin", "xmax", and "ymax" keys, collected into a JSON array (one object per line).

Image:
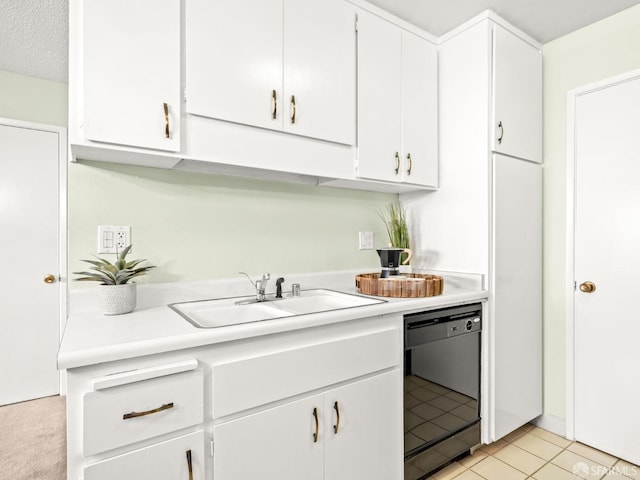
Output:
[
  {"xmin": 491, "ymin": 25, "xmax": 542, "ymax": 163},
  {"xmin": 356, "ymin": 10, "xmax": 438, "ymax": 187},
  {"xmin": 356, "ymin": 10, "xmax": 403, "ymax": 183},
  {"xmin": 82, "ymin": 0, "xmax": 181, "ymax": 152},
  {"xmin": 186, "ymin": 0, "xmax": 356, "ymax": 146},
  {"xmin": 283, "ymin": 0, "xmax": 356, "ymax": 145},
  {"xmin": 185, "ymin": 0, "xmax": 283, "ymax": 132},
  {"xmin": 401, "ymin": 31, "xmax": 438, "ymax": 187}
]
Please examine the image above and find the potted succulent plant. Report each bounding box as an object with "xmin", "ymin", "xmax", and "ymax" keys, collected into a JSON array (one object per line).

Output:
[{"xmin": 73, "ymin": 245, "xmax": 156, "ymax": 315}]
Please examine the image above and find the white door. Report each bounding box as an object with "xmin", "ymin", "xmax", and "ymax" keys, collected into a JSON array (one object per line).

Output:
[
  {"xmin": 573, "ymin": 74, "xmax": 640, "ymax": 465},
  {"xmin": 283, "ymin": 0, "xmax": 356, "ymax": 145},
  {"xmin": 491, "ymin": 154, "xmax": 542, "ymax": 440},
  {"xmin": 324, "ymin": 371, "xmax": 403, "ymax": 480},
  {"xmin": 185, "ymin": 0, "xmax": 283, "ymax": 132},
  {"xmin": 356, "ymin": 9, "xmax": 402, "ymax": 183},
  {"xmin": 0, "ymin": 120, "xmax": 63, "ymax": 405},
  {"xmin": 83, "ymin": 0, "xmax": 180, "ymax": 151},
  {"xmin": 491, "ymin": 25, "xmax": 542, "ymax": 163},
  {"xmin": 213, "ymin": 394, "xmax": 324, "ymax": 480},
  {"xmin": 401, "ymin": 31, "xmax": 438, "ymax": 188}
]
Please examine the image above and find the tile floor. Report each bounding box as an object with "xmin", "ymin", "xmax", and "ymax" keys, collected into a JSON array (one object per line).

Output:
[
  {"xmin": 405, "ymin": 374, "xmax": 478, "ymax": 455},
  {"xmin": 427, "ymin": 424, "xmax": 639, "ymax": 480}
]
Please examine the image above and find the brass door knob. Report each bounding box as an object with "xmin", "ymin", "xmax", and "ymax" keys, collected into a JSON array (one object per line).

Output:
[
  {"xmin": 579, "ymin": 281, "xmax": 596, "ymax": 293},
  {"xmin": 43, "ymin": 274, "xmax": 56, "ymax": 284}
]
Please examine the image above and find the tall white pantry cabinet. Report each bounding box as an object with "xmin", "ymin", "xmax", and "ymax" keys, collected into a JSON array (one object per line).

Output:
[{"xmin": 403, "ymin": 13, "xmax": 543, "ymax": 443}]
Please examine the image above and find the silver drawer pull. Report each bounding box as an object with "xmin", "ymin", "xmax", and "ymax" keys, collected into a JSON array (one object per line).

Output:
[{"xmin": 123, "ymin": 402, "xmax": 174, "ymax": 420}]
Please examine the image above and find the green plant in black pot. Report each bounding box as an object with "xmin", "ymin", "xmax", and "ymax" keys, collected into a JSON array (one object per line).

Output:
[{"xmin": 379, "ymin": 202, "xmax": 411, "ymax": 265}]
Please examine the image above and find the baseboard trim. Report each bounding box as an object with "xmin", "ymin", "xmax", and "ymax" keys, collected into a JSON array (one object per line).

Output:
[{"xmin": 533, "ymin": 413, "xmax": 566, "ymax": 437}]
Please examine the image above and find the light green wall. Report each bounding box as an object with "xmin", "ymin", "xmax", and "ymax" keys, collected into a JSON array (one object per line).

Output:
[
  {"xmin": 68, "ymin": 161, "xmax": 394, "ymax": 283},
  {"xmin": 10, "ymin": 2, "xmax": 640, "ymax": 418},
  {"xmin": 542, "ymin": 4, "xmax": 640, "ymax": 419},
  {"xmin": 0, "ymin": 70, "xmax": 395, "ymax": 285},
  {"xmin": 0, "ymin": 69, "xmax": 68, "ymax": 126}
]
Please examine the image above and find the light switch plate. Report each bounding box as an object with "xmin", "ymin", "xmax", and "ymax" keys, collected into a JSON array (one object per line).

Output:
[
  {"xmin": 359, "ymin": 231, "xmax": 374, "ymax": 250},
  {"xmin": 98, "ymin": 225, "xmax": 131, "ymax": 254}
]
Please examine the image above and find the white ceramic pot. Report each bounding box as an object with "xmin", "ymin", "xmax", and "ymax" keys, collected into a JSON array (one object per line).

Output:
[{"xmin": 98, "ymin": 283, "xmax": 136, "ymax": 315}]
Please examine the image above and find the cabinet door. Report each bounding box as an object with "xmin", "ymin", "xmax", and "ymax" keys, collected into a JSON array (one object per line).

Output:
[
  {"xmin": 491, "ymin": 154, "xmax": 542, "ymax": 439},
  {"xmin": 356, "ymin": 9, "xmax": 403, "ymax": 182},
  {"xmin": 402, "ymin": 31, "xmax": 438, "ymax": 187},
  {"xmin": 185, "ymin": 0, "xmax": 283, "ymax": 132},
  {"xmin": 283, "ymin": 0, "xmax": 356, "ymax": 145},
  {"xmin": 84, "ymin": 431, "xmax": 205, "ymax": 480},
  {"xmin": 213, "ymin": 395, "xmax": 324, "ymax": 480},
  {"xmin": 492, "ymin": 26, "xmax": 542, "ymax": 163},
  {"xmin": 83, "ymin": 0, "xmax": 180, "ymax": 151},
  {"xmin": 324, "ymin": 371, "xmax": 403, "ymax": 480}
]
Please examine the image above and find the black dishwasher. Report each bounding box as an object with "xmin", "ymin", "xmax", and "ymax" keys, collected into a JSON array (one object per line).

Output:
[{"xmin": 404, "ymin": 303, "xmax": 482, "ymax": 479}]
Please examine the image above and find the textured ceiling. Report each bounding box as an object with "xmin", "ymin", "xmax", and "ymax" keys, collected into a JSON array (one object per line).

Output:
[
  {"xmin": 366, "ymin": 0, "xmax": 640, "ymax": 43},
  {"xmin": 0, "ymin": 0, "xmax": 68, "ymax": 83},
  {"xmin": 0, "ymin": 0, "xmax": 638, "ymax": 84}
]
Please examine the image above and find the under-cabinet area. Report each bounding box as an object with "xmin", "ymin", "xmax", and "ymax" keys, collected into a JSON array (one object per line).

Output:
[{"xmin": 64, "ymin": 314, "xmax": 407, "ymax": 480}]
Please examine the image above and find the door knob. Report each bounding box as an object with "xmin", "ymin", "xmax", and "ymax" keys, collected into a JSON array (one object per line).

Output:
[
  {"xmin": 579, "ymin": 281, "xmax": 596, "ymax": 293},
  {"xmin": 43, "ymin": 274, "xmax": 56, "ymax": 284}
]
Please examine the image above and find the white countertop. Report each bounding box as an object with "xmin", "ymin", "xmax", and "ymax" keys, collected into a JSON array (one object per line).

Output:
[{"xmin": 58, "ymin": 269, "xmax": 487, "ymax": 370}]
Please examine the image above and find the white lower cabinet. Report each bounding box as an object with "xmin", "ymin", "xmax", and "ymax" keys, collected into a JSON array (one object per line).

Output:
[
  {"xmin": 324, "ymin": 371, "xmax": 402, "ymax": 480},
  {"xmin": 65, "ymin": 316, "xmax": 403, "ymax": 480},
  {"xmin": 84, "ymin": 430, "xmax": 204, "ymax": 480},
  {"xmin": 213, "ymin": 394, "xmax": 324, "ymax": 480},
  {"xmin": 491, "ymin": 154, "xmax": 542, "ymax": 439},
  {"xmin": 83, "ymin": 369, "xmax": 203, "ymax": 456},
  {"xmin": 213, "ymin": 371, "xmax": 401, "ymax": 480}
]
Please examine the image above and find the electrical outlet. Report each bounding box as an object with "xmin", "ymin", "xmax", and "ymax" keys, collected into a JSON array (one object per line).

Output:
[
  {"xmin": 359, "ymin": 231, "xmax": 374, "ymax": 250},
  {"xmin": 98, "ymin": 226, "xmax": 131, "ymax": 254}
]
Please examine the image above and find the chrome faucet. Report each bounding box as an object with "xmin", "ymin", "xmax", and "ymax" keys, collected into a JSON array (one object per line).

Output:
[
  {"xmin": 255, "ymin": 272, "xmax": 271, "ymax": 301},
  {"xmin": 239, "ymin": 272, "xmax": 271, "ymax": 302}
]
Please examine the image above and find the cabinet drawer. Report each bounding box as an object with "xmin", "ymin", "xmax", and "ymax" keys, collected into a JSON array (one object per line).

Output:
[
  {"xmin": 84, "ymin": 430, "xmax": 204, "ymax": 480},
  {"xmin": 212, "ymin": 328, "xmax": 400, "ymax": 418},
  {"xmin": 83, "ymin": 369, "xmax": 203, "ymax": 456}
]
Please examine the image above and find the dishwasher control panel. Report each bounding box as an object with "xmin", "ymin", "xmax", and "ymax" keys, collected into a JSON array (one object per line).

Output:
[{"xmin": 404, "ymin": 303, "xmax": 482, "ymax": 347}]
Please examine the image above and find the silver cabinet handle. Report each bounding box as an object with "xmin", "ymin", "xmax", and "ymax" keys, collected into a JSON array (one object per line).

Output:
[
  {"xmin": 394, "ymin": 152, "xmax": 400, "ymax": 175},
  {"xmin": 290, "ymin": 95, "xmax": 296, "ymax": 124},
  {"xmin": 333, "ymin": 401, "xmax": 340, "ymax": 434},
  {"xmin": 407, "ymin": 153, "xmax": 413, "ymax": 175},
  {"xmin": 497, "ymin": 121, "xmax": 504, "ymax": 144}
]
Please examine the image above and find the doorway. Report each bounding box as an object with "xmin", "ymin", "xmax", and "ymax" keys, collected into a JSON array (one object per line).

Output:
[
  {"xmin": 566, "ymin": 69, "xmax": 640, "ymax": 465},
  {"xmin": 0, "ymin": 118, "xmax": 66, "ymax": 405}
]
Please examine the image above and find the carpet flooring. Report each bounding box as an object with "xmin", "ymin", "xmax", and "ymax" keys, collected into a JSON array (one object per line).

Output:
[{"xmin": 0, "ymin": 395, "xmax": 66, "ymax": 480}]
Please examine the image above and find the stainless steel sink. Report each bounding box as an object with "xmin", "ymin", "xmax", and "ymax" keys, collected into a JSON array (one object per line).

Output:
[{"xmin": 169, "ymin": 289, "xmax": 385, "ymax": 328}]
